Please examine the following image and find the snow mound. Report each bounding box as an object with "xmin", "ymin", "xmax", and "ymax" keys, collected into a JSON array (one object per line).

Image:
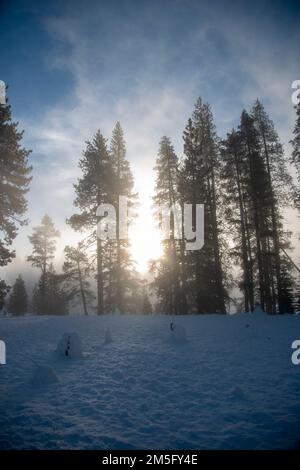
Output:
[
  {"xmin": 104, "ymin": 328, "xmax": 112, "ymax": 344},
  {"xmin": 170, "ymin": 322, "xmax": 187, "ymax": 344},
  {"xmin": 30, "ymin": 366, "xmax": 59, "ymax": 386},
  {"xmin": 56, "ymin": 332, "xmax": 83, "ymax": 358},
  {"xmin": 230, "ymin": 385, "xmax": 246, "ymax": 400}
]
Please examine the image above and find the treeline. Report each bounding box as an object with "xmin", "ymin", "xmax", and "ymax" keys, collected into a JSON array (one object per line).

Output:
[
  {"xmin": 2, "ymin": 122, "xmax": 153, "ymax": 315},
  {"xmin": 0, "ymin": 104, "xmax": 152, "ymax": 315},
  {"xmin": 6, "ymin": 205, "xmax": 152, "ymax": 316},
  {"xmin": 151, "ymin": 98, "xmax": 299, "ymax": 314},
  {"xmin": 1, "ymin": 90, "xmax": 300, "ymax": 315}
]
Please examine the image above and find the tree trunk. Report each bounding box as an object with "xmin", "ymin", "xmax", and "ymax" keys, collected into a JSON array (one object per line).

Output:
[
  {"xmin": 77, "ymin": 258, "xmax": 88, "ymax": 315},
  {"xmin": 246, "ymin": 138, "xmax": 265, "ymax": 310},
  {"xmin": 97, "ymin": 237, "xmax": 104, "ymax": 314},
  {"xmin": 233, "ymin": 146, "xmax": 250, "ymax": 312},
  {"xmin": 208, "ymin": 166, "xmax": 226, "ymax": 313},
  {"xmin": 261, "ymin": 131, "xmax": 282, "ymax": 313}
]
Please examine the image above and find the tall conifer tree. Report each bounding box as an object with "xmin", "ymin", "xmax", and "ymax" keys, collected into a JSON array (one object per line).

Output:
[
  {"xmin": 62, "ymin": 243, "xmax": 94, "ymax": 315},
  {"xmin": 290, "ymin": 100, "xmax": 300, "ymax": 205},
  {"xmin": 109, "ymin": 122, "xmax": 138, "ymax": 313},
  {"xmin": 180, "ymin": 98, "xmax": 226, "ymax": 313},
  {"xmin": 0, "ymin": 96, "xmax": 31, "ymax": 307},
  {"xmin": 7, "ymin": 274, "xmax": 28, "ymax": 316},
  {"xmin": 152, "ymin": 136, "xmax": 185, "ymax": 313},
  {"xmin": 68, "ymin": 131, "xmax": 113, "ymax": 314}
]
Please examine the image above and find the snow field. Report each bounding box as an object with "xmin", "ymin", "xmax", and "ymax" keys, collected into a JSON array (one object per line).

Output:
[{"xmin": 0, "ymin": 313, "xmax": 300, "ymax": 449}]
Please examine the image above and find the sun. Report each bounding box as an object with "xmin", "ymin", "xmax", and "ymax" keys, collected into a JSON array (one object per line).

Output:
[
  {"xmin": 129, "ymin": 196, "xmax": 163, "ymax": 273},
  {"xmin": 57, "ymin": 192, "xmax": 163, "ymax": 274}
]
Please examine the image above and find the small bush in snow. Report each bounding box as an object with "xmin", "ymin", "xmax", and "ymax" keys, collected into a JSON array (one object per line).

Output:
[
  {"xmin": 56, "ymin": 332, "xmax": 83, "ymax": 358},
  {"xmin": 170, "ymin": 322, "xmax": 187, "ymax": 344}
]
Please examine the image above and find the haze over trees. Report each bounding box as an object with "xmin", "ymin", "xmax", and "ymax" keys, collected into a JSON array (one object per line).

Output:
[
  {"xmin": 108, "ymin": 122, "xmax": 138, "ymax": 314},
  {"xmin": 151, "ymin": 97, "xmax": 299, "ymax": 314},
  {"xmin": 68, "ymin": 124, "xmax": 140, "ymax": 314},
  {"xmin": 1, "ymin": 91, "xmax": 300, "ymax": 315},
  {"xmin": 180, "ymin": 99, "xmax": 226, "ymax": 314},
  {"xmin": 220, "ymin": 101, "xmax": 294, "ymax": 314},
  {"xmin": 27, "ymin": 215, "xmax": 68, "ymax": 315},
  {"xmin": 151, "ymin": 136, "xmax": 185, "ymax": 314},
  {"xmin": 68, "ymin": 130, "xmax": 113, "ymax": 314},
  {"xmin": 62, "ymin": 243, "xmax": 94, "ymax": 316}
]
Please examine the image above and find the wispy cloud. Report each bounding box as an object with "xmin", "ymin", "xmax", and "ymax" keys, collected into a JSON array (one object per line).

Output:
[{"xmin": 3, "ymin": 0, "xmax": 300, "ymax": 283}]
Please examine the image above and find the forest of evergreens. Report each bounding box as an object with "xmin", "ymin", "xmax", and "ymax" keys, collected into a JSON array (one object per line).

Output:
[{"xmin": 1, "ymin": 90, "xmax": 300, "ymax": 315}]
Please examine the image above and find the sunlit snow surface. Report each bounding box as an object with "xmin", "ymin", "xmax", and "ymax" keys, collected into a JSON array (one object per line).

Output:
[{"xmin": 0, "ymin": 313, "xmax": 300, "ymax": 449}]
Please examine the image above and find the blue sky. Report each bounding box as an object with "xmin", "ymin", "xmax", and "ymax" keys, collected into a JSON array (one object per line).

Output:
[{"xmin": 1, "ymin": 0, "xmax": 299, "ymax": 283}]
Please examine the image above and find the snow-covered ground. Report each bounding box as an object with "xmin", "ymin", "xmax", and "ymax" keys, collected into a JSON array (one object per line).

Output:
[{"xmin": 0, "ymin": 313, "xmax": 300, "ymax": 450}]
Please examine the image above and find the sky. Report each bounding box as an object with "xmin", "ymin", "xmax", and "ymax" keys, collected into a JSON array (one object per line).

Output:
[{"xmin": 1, "ymin": 0, "xmax": 300, "ymax": 287}]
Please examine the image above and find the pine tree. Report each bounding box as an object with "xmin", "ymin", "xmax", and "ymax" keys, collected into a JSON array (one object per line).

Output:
[
  {"xmin": 27, "ymin": 215, "xmax": 60, "ymax": 275},
  {"xmin": 68, "ymin": 130, "xmax": 114, "ymax": 314},
  {"xmin": 32, "ymin": 264, "xmax": 68, "ymax": 315},
  {"xmin": 152, "ymin": 136, "xmax": 185, "ymax": 314},
  {"xmin": 294, "ymin": 283, "xmax": 300, "ymax": 314},
  {"xmin": 27, "ymin": 215, "xmax": 60, "ymax": 313},
  {"xmin": 0, "ymin": 281, "xmax": 10, "ymax": 310},
  {"xmin": 279, "ymin": 263, "xmax": 295, "ymax": 314},
  {"xmin": 0, "ymin": 95, "xmax": 32, "ymax": 306},
  {"xmin": 220, "ymin": 129, "xmax": 255, "ymax": 312},
  {"xmin": 252, "ymin": 100, "xmax": 293, "ymax": 313},
  {"xmin": 180, "ymin": 98, "xmax": 226, "ymax": 313},
  {"xmin": 239, "ymin": 109, "xmax": 281, "ymax": 312},
  {"xmin": 109, "ymin": 122, "xmax": 138, "ymax": 313},
  {"xmin": 7, "ymin": 275, "xmax": 28, "ymax": 316},
  {"xmin": 290, "ymin": 100, "xmax": 300, "ymax": 205},
  {"xmin": 62, "ymin": 243, "xmax": 94, "ymax": 315},
  {"xmin": 103, "ymin": 240, "xmax": 116, "ymax": 313},
  {"xmin": 221, "ymin": 104, "xmax": 293, "ymax": 314},
  {"xmin": 69, "ymin": 126, "xmax": 138, "ymax": 314}
]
